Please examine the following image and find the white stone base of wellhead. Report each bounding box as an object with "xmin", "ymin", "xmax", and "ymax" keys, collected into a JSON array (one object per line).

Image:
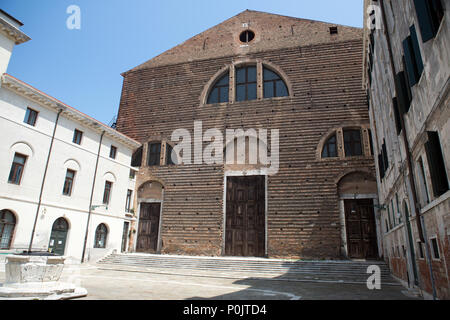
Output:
[{"xmin": 0, "ymin": 281, "xmax": 88, "ymax": 300}]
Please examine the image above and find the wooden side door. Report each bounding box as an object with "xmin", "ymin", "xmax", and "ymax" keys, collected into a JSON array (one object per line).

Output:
[
  {"xmin": 136, "ymin": 203, "xmax": 161, "ymax": 253},
  {"xmin": 345, "ymin": 199, "xmax": 378, "ymax": 259},
  {"xmin": 225, "ymin": 176, "xmax": 265, "ymax": 257}
]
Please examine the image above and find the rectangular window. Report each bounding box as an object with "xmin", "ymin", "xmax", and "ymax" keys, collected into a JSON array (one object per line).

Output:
[
  {"xmin": 62, "ymin": 169, "xmax": 76, "ymax": 196},
  {"xmin": 125, "ymin": 189, "xmax": 132, "ymax": 212},
  {"xmin": 129, "ymin": 169, "xmax": 136, "ymax": 180},
  {"xmin": 148, "ymin": 142, "xmax": 161, "ymax": 166},
  {"xmin": 8, "ymin": 153, "xmax": 27, "ymax": 185},
  {"xmin": 403, "ymin": 25, "xmax": 424, "ymax": 86},
  {"xmin": 24, "ymin": 107, "xmax": 38, "ymax": 126},
  {"xmin": 166, "ymin": 144, "xmax": 175, "ymax": 165},
  {"xmin": 73, "ymin": 129, "xmax": 83, "ymax": 145},
  {"xmin": 343, "ymin": 129, "xmax": 363, "ymax": 157},
  {"xmin": 417, "ymin": 241, "xmax": 424, "ymax": 259},
  {"xmin": 382, "ymin": 140, "xmax": 389, "ymax": 173},
  {"xmin": 131, "ymin": 147, "xmax": 143, "ymax": 167},
  {"xmin": 395, "ymin": 69, "xmax": 412, "ymax": 114},
  {"xmin": 109, "ymin": 145, "xmax": 117, "ymax": 159},
  {"xmin": 430, "ymin": 237, "xmax": 440, "ymax": 260},
  {"xmin": 378, "ymin": 153, "xmax": 385, "ymax": 180},
  {"xmin": 417, "ymin": 157, "xmax": 430, "ymax": 206},
  {"xmin": 103, "ymin": 181, "xmax": 112, "ymax": 205},
  {"xmin": 392, "ymin": 98, "xmax": 403, "ymax": 135},
  {"xmin": 413, "ymin": 0, "xmax": 444, "ymax": 42},
  {"xmin": 425, "ymin": 131, "xmax": 449, "ymax": 198},
  {"xmin": 236, "ymin": 66, "xmax": 257, "ymax": 102},
  {"xmin": 368, "ymin": 129, "xmax": 374, "ymax": 156}
]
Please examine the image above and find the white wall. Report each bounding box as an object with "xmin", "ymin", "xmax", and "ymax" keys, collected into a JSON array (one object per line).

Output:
[{"xmin": 0, "ymin": 84, "xmax": 138, "ymax": 263}]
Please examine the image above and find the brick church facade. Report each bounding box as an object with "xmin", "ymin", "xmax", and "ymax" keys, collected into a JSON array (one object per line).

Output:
[{"xmin": 116, "ymin": 10, "xmax": 380, "ymax": 259}]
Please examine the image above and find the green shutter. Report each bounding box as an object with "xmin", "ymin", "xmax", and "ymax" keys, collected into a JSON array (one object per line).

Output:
[
  {"xmin": 425, "ymin": 132, "xmax": 449, "ymax": 197},
  {"xmin": 410, "ymin": 25, "xmax": 424, "ymax": 76},
  {"xmin": 403, "ymin": 36, "xmax": 418, "ymax": 86},
  {"xmin": 413, "ymin": 0, "xmax": 435, "ymax": 42},
  {"xmin": 395, "ymin": 72, "xmax": 411, "ymax": 114},
  {"xmin": 392, "ymin": 97, "xmax": 402, "ymax": 135}
]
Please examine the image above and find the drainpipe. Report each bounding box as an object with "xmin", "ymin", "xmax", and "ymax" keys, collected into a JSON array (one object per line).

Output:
[
  {"xmin": 379, "ymin": 0, "xmax": 437, "ymax": 299},
  {"xmin": 28, "ymin": 108, "xmax": 64, "ymax": 253},
  {"xmin": 81, "ymin": 130, "xmax": 105, "ymax": 263}
]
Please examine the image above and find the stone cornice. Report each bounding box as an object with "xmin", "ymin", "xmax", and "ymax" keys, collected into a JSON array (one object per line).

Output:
[
  {"xmin": 1, "ymin": 73, "xmax": 141, "ymax": 149},
  {"xmin": 0, "ymin": 17, "xmax": 30, "ymax": 44}
]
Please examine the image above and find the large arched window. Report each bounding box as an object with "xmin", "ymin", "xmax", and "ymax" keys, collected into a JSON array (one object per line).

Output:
[
  {"xmin": 94, "ymin": 223, "xmax": 108, "ymax": 248},
  {"xmin": 236, "ymin": 65, "xmax": 257, "ymax": 102},
  {"xmin": 207, "ymin": 72, "xmax": 229, "ymax": 104},
  {"xmin": 0, "ymin": 210, "xmax": 16, "ymax": 249},
  {"xmin": 263, "ymin": 67, "xmax": 288, "ymax": 98},
  {"xmin": 322, "ymin": 134, "xmax": 338, "ymax": 158}
]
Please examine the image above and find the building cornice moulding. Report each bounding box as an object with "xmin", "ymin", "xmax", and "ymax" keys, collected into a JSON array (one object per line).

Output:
[
  {"xmin": 0, "ymin": 17, "xmax": 30, "ymax": 44},
  {"xmin": 1, "ymin": 73, "xmax": 141, "ymax": 149}
]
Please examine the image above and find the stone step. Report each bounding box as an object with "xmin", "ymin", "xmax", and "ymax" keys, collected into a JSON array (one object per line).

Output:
[
  {"xmin": 99, "ymin": 259, "xmax": 391, "ymax": 273},
  {"xmin": 97, "ymin": 253, "xmax": 396, "ymax": 284}
]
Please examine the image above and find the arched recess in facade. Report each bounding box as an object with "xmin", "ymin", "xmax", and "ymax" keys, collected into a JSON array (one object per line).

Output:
[
  {"xmin": 134, "ymin": 180, "xmax": 165, "ymax": 254},
  {"xmin": 336, "ymin": 171, "xmax": 381, "ymax": 259}
]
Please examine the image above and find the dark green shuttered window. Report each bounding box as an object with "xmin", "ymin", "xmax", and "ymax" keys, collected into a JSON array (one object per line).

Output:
[
  {"xmin": 403, "ymin": 25, "xmax": 424, "ymax": 86},
  {"xmin": 413, "ymin": 0, "xmax": 444, "ymax": 42},
  {"xmin": 425, "ymin": 131, "xmax": 449, "ymax": 197}
]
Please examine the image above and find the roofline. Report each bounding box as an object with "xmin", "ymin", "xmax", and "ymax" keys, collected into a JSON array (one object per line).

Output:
[
  {"xmin": 1, "ymin": 73, "xmax": 141, "ymax": 149},
  {"xmin": 0, "ymin": 14, "xmax": 30, "ymax": 45},
  {"xmin": 122, "ymin": 9, "xmax": 363, "ymax": 75},
  {"xmin": 0, "ymin": 9, "xmax": 24, "ymax": 26}
]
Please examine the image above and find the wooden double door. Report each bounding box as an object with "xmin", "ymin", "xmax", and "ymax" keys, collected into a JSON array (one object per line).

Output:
[
  {"xmin": 225, "ymin": 176, "xmax": 265, "ymax": 257},
  {"xmin": 345, "ymin": 199, "xmax": 378, "ymax": 259},
  {"xmin": 136, "ymin": 203, "xmax": 161, "ymax": 253}
]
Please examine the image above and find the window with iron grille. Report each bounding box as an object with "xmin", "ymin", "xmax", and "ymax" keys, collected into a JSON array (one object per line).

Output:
[
  {"xmin": 8, "ymin": 153, "xmax": 27, "ymax": 185},
  {"xmin": 343, "ymin": 129, "xmax": 363, "ymax": 157},
  {"xmin": 103, "ymin": 181, "xmax": 112, "ymax": 205},
  {"xmin": 94, "ymin": 224, "xmax": 108, "ymax": 248},
  {"xmin": 24, "ymin": 107, "xmax": 38, "ymax": 126},
  {"xmin": 236, "ymin": 66, "xmax": 257, "ymax": 102},
  {"xmin": 62, "ymin": 169, "xmax": 76, "ymax": 196},
  {"xmin": 148, "ymin": 142, "xmax": 161, "ymax": 166}
]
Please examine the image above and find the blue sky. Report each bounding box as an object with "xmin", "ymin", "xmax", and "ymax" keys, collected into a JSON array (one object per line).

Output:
[{"xmin": 2, "ymin": 0, "xmax": 363, "ymax": 124}]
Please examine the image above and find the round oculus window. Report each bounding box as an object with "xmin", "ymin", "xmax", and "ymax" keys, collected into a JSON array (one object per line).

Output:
[{"xmin": 239, "ymin": 30, "xmax": 255, "ymax": 43}]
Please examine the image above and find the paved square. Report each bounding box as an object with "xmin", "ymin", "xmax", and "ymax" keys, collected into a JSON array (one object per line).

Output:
[{"xmin": 0, "ymin": 263, "xmax": 419, "ymax": 300}]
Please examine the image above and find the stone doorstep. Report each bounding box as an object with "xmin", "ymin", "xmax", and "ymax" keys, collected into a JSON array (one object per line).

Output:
[{"xmin": 0, "ymin": 282, "xmax": 87, "ymax": 300}]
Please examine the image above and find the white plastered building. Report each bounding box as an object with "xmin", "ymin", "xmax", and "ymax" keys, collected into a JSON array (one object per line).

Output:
[{"xmin": 0, "ymin": 10, "xmax": 141, "ymax": 263}]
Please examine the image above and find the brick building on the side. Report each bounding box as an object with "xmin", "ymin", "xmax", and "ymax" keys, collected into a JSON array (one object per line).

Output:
[
  {"xmin": 363, "ymin": 0, "xmax": 449, "ymax": 299},
  {"xmin": 116, "ymin": 10, "xmax": 380, "ymax": 260}
]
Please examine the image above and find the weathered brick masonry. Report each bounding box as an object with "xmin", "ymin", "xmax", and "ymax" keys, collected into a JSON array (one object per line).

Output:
[{"xmin": 116, "ymin": 11, "xmax": 376, "ymax": 259}]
